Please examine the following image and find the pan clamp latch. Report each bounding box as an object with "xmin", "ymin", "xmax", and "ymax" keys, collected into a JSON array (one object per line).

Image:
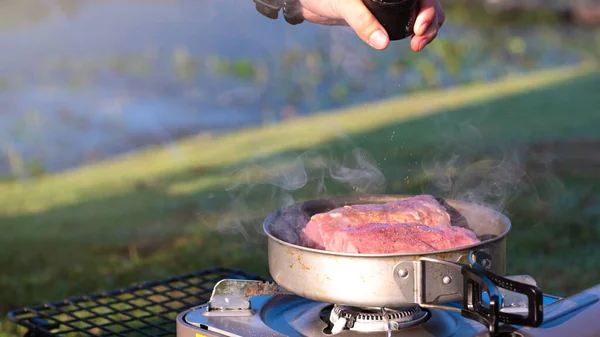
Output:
[{"xmin": 393, "ymin": 251, "xmax": 544, "ymax": 336}]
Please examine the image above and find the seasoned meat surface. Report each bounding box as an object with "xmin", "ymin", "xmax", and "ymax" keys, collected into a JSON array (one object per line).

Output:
[
  {"xmin": 328, "ymin": 223, "xmax": 480, "ymax": 254},
  {"xmin": 301, "ymin": 195, "xmax": 480, "ymax": 253},
  {"xmin": 303, "ymin": 195, "xmax": 452, "ymax": 250}
]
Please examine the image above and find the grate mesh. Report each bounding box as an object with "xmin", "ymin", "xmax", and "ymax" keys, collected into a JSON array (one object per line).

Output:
[{"xmin": 7, "ymin": 268, "xmax": 267, "ymax": 337}]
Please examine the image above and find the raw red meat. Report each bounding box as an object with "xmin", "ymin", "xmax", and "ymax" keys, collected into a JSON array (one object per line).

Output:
[
  {"xmin": 303, "ymin": 195, "xmax": 452, "ymax": 250},
  {"xmin": 327, "ymin": 223, "xmax": 480, "ymax": 254}
]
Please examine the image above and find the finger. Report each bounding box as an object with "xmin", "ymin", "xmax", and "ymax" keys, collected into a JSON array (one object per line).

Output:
[
  {"xmin": 301, "ymin": 8, "xmax": 347, "ymax": 26},
  {"xmin": 410, "ymin": 13, "xmax": 439, "ymax": 51},
  {"xmin": 334, "ymin": 0, "xmax": 389, "ymax": 50},
  {"xmin": 436, "ymin": 1, "xmax": 445, "ymax": 27},
  {"xmin": 413, "ymin": 0, "xmax": 439, "ymax": 36}
]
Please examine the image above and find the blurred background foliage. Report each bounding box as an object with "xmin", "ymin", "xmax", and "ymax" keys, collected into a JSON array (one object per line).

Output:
[{"xmin": 1, "ymin": 0, "xmax": 600, "ymax": 336}]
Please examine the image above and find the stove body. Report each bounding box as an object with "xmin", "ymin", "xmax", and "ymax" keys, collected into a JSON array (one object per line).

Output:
[
  {"xmin": 176, "ymin": 281, "xmax": 600, "ymax": 337},
  {"xmin": 7, "ymin": 267, "xmax": 600, "ymax": 337}
]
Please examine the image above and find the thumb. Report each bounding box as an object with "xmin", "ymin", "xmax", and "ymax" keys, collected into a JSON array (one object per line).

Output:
[{"xmin": 335, "ymin": 0, "xmax": 389, "ymax": 50}]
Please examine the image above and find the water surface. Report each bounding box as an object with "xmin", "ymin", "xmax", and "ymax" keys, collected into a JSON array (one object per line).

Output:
[{"xmin": 0, "ymin": 0, "xmax": 593, "ymax": 175}]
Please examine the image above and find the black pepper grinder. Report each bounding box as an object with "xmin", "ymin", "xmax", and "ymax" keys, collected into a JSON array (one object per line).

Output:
[{"xmin": 362, "ymin": 0, "xmax": 420, "ymax": 41}]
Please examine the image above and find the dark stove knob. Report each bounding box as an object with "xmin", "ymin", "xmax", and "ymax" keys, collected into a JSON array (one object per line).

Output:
[{"xmin": 362, "ymin": 0, "xmax": 420, "ymax": 41}]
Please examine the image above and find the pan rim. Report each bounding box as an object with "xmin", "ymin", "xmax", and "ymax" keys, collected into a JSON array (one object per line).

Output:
[{"xmin": 263, "ymin": 193, "xmax": 512, "ymax": 258}]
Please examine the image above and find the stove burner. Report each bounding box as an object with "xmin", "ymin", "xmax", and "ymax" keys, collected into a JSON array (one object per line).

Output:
[{"xmin": 328, "ymin": 305, "xmax": 429, "ymax": 334}]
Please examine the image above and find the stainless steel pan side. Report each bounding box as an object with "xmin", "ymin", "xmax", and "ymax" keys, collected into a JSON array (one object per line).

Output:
[{"xmin": 264, "ymin": 195, "xmax": 509, "ymax": 308}]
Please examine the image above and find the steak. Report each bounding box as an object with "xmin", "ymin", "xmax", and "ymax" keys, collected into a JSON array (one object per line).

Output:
[
  {"xmin": 327, "ymin": 223, "xmax": 480, "ymax": 254},
  {"xmin": 303, "ymin": 195, "xmax": 452, "ymax": 249}
]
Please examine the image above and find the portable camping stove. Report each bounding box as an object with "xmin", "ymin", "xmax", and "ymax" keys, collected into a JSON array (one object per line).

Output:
[
  {"xmin": 7, "ymin": 267, "xmax": 600, "ymax": 337},
  {"xmin": 176, "ymin": 277, "xmax": 600, "ymax": 337},
  {"xmin": 7, "ymin": 198, "xmax": 600, "ymax": 337},
  {"xmin": 174, "ymin": 194, "xmax": 600, "ymax": 337}
]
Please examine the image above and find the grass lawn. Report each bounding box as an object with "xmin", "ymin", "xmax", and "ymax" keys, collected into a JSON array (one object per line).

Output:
[{"xmin": 2, "ymin": 62, "xmax": 600, "ymax": 335}]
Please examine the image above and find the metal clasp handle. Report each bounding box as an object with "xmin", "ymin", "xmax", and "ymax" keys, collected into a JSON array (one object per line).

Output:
[
  {"xmin": 462, "ymin": 258, "xmax": 544, "ymax": 335},
  {"xmin": 393, "ymin": 251, "xmax": 544, "ymax": 336}
]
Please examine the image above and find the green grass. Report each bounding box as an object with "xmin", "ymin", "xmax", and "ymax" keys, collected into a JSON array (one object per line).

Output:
[
  {"xmin": 2, "ymin": 62, "xmax": 600, "ymax": 335},
  {"xmin": 442, "ymin": 0, "xmax": 571, "ymax": 27}
]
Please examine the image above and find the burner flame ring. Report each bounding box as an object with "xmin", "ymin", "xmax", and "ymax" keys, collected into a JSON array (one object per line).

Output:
[{"xmin": 329, "ymin": 305, "xmax": 429, "ymax": 333}]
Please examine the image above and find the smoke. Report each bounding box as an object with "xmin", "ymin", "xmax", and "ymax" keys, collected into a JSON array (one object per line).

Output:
[
  {"xmin": 330, "ymin": 148, "xmax": 386, "ymax": 194},
  {"xmin": 266, "ymin": 157, "xmax": 308, "ymax": 191},
  {"xmin": 419, "ymin": 118, "xmax": 566, "ymax": 220},
  {"xmin": 421, "ymin": 149, "xmax": 528, "ymax": 213},
  {"xmin": 214, "ymin": 135, "xmax": 386, "ymax": 242},
  {"xmin": 213, "ymin": 118, "xmax": 565, "ymax": 244}
]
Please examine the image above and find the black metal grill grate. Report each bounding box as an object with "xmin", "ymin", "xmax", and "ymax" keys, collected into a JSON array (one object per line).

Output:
[{"xmin": 7, "ymin": 268, "xmax": 267, "ymax": 337}]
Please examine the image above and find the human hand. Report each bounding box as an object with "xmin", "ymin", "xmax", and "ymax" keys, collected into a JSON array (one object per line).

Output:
[{"xmin": 297, "ymin": 0, "xmax": 445, "ymax": 51}]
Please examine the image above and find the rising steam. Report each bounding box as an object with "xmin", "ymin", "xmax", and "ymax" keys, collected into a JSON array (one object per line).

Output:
[
  {"xmin": 421, "ymin": 149, "xmax": 529, "ymax": 213},
  {"xmin": 215, "ymin": 135, "xmax": 386, "ymax": 241},
  {"xmin": 214, "ymin": 119, "xmax": 561, "ymax": 243},
  {"xmin": 418, "ymin": 116, "xmax": 562, "ymax": 218},
  {"xmin": 330, "ymin": 148, "xmax": 386, "ymax": 194}
]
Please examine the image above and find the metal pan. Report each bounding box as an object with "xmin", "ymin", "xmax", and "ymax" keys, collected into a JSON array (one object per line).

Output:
[{"xmin": 263, "ymin": 194, "xmax": 544, "ymax": 333}]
